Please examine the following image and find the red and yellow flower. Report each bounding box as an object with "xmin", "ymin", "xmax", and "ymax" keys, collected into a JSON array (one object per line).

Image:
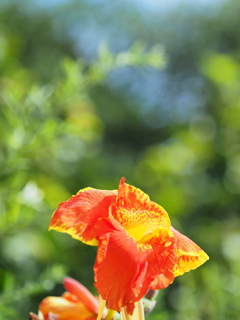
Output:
[
  {"xmin": 34, "ymin": 277, "xmax": 99, "ymax": 320},
  {"xmin": 49, "ymin": 178, "xmax": 209, "ymax": 316}
]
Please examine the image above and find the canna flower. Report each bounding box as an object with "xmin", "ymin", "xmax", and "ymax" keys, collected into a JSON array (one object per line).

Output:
[
  {"xmin": 32, "ymin": 277, "xmax": 99, "ymax": 320},
  {"xmin": 49, "ymin": 178, "xmax": 209, "ymax": 315}
]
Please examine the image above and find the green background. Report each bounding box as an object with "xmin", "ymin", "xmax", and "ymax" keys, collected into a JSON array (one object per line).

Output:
[{"xmin": 0, "ymin": 0, "xmax": 240, "ymax": 319}]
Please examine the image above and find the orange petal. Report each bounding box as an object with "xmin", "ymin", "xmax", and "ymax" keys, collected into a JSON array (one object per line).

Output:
[
  {"xmin": 49, "ymin": 188, "xmax": 117, "ymax": 245},
  {"xmin": 147, "ymin": 235, "xmax": 177, "ymax": 290},
  {"xmin": 63, "ymin": 277, "xmax": 99, "ymax": 314},
  {"xmin": 94, "ymin": 229, "xmax": 148, "ymax": 313},
  {"xmin": 62, "ymin": 292, "xmax": 79, "ymax": 303},
  {"xmin": 149, "ymin": 271, "xmax": 174, "ymax": 290},
  {"xmin": 39, "ymin": 296, "xmax": 96, "ymax": 320},
  {"xmin": 110, "ymin": 178, "xmax": 171, "ymax": 243},
  {"xmin": 171, "ymin": 227, "xmax": 209, "ymax": 277},
  {"xmin": 93, "ymin": 220, "xmax": 177, "ymax": 314}
]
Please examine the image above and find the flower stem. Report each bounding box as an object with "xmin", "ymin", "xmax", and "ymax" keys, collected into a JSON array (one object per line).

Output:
[
  {"xmin": 97, "ymin": 296, "xmax": 106, "ymax": 320},
  {"xmin": 106, "ymin": 309, "xmax": 117, "ymax": 320},
  {"xmin": 121, "ymin": 300, "xmax": 145, "ymax": 320},
  {"xmin": 134, "ymin": 300, "xmax": 145, "ymax": 320}
]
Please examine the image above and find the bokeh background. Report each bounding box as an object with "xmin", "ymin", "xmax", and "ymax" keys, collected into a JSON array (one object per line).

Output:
[{"xmin": 1, "ymin": 0, "xmax": 240, "ymax": 319}]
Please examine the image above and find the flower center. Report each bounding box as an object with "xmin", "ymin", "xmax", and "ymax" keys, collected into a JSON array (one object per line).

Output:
[{"xmin": 127, "ymin": 225, "xmax": 153, "ymax": 243}]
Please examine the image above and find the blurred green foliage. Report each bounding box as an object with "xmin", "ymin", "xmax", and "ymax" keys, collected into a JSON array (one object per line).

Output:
[{"xmin": 0, "ymin": 0, "xmax": 240, "ymax": 319}]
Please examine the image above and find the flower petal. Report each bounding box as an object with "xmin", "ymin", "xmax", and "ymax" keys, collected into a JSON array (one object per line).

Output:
[
  {"xmin": 171, "ymin": 227, "xmax": 209, "ymax": 277},
  {"xmin": 49, "ymin": 188, "xmax": 117, "ymax": 245},
  {"xmin": 94, "ymin": 219, "xmax": 177, "ymax": 314},
  {"xmin": 111, "ymin": 178, "xmax": 171, "ymax": 243},
  {"xmin": 94, "ymin": 229, "xmax": 149, "ymax": 314},
  {"xmin": 147, "ymin": 236, "xmax": 177, "ymax": 290},
  {"xmin": 39, "ymin": 296, "xmax": 96, "ymax": 320},
  {"xmin": 63, "ymin": 277, "xmax": 99, "ymax": 314}
]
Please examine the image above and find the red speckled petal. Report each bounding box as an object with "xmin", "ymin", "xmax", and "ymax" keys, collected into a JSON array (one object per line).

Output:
[
  {"xmin": 171, "ymin": 227, "xmax": 209, "ymax": 277},
  {"xmin": 49, "ymin": 188, "xmax": 117, "ymax": 245},
  {"xmin": 110, "ymin": 178, "xmax": 171, "ymax": 242}
]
